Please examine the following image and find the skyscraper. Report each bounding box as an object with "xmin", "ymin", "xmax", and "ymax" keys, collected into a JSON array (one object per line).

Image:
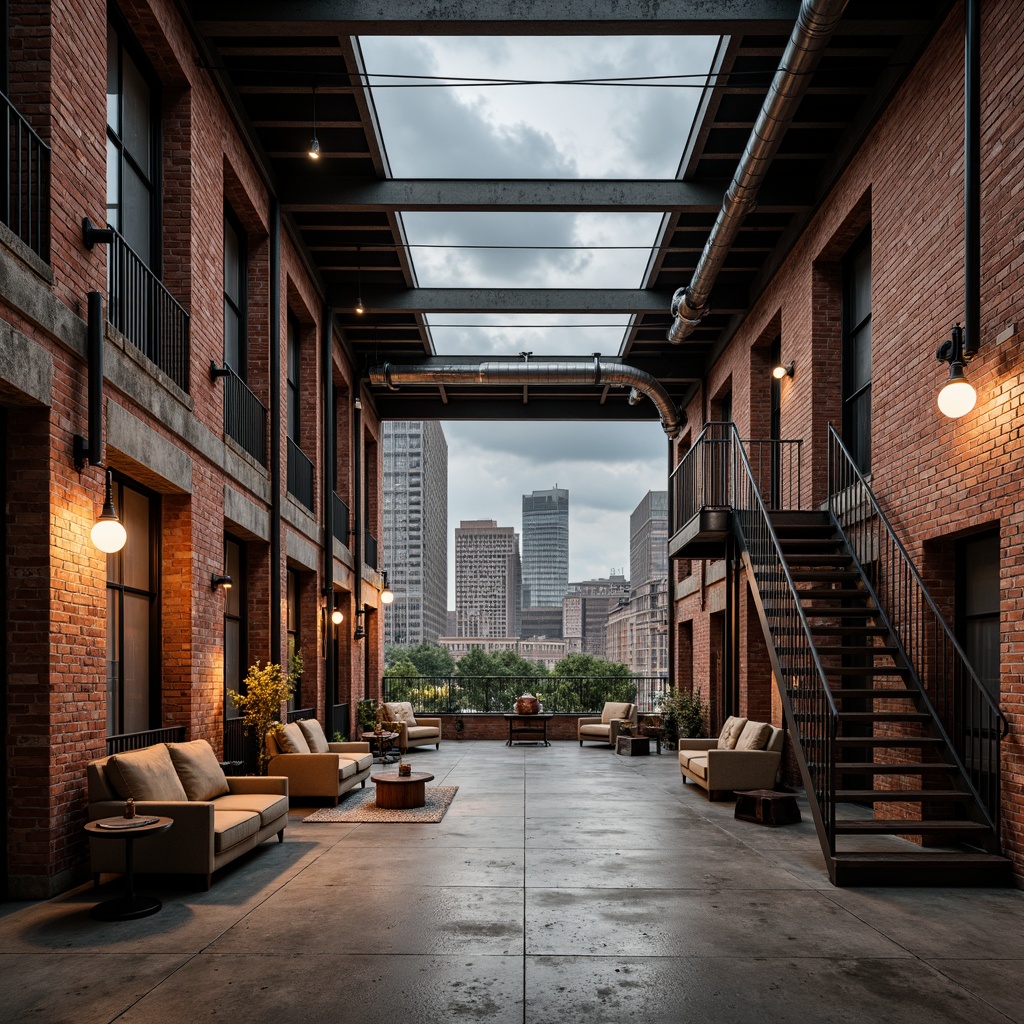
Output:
[
  {"xmin": 382, "ymin": 420, "xmax": 448, "ymax": 645},
  {"xmin": 630, "ymin": 490, "xmax": 669, "ymax": 589},
  {"xmin": 521, "ymin": 486, "xmax": 569, "ymax": 609},
  {"xmin": 455, "ymin": 520, "xmax": 522, "ymax": 638}
]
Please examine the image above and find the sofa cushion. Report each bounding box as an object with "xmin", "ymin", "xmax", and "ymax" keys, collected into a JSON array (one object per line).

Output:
[
  {"xmin": 276, "ymin": 722, "xmax": 311, "ymax": 754},
  {"xmin": 297, "ymin": 719, "xmax": 331, "ymax": 753},
  {"xmin": 336, "ymin": 757, "xmax": 359, "ymax": 780},
  {"xmin": 678, "ymin": 750, "xmax": 703, "ymax": 771},
  {"xmin": 685, "ymin": 754, "xmax": 709, "ymax": 780},
  {"xmin": 735, "ymin": 720, "xmax": 773, "ymax": 751},
  {"xmin": 213, "ymin": 792, "xmax": 289, "ymax": 827},
  {"xmin": 343, "ymin": 752, "xmax": 374, "ymax": 772},
  {"xmin": 166, "ymin": 740, "xmax": 230, "ymax": 802},
  {"xmin": 106, "ymin": 744, "xmax": 189, "ymax": 802},
  {"xmin": 213, "ymin": 809, "xmax": 260, "ymax": 853},
  {"xmin": 406, "ymin": 725, "xmax": 439, "ymax": 741},
  {"xmin": 579, "ymin": 723, "xmax": 612, "ymax": 737},
  {"xmin": 601, "ymin": 702, "xmax": 633, "ymax": 725},
  {"xmin": 718, "ymin": 716, "xmax": 748, "ymax": 749},
  {"xmin": 384, "ymin": 701, "xmax": 417, "ymax": 726}
]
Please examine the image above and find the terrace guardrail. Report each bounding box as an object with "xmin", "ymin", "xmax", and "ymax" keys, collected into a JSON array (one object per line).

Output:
[
  {"xmin": 332, "ymin": 492, "xmax": 350, "ymax": 545},
  {"xmin": 106, "ymin": 725, "xmax": 186, "ymax": 756},
  {"xmin": 364, "ymin": 531, "xmax": 378, "ymax": 570},
  {"xmin": 107, "ymin": 226, "xmax": 190, "ymax": 391},
  {"xmin": 287, "ymin": 437, "xmax": 314, "ymax": 510},
  {"xmin": 224, "ymin": 366, "xmax": 267, "ymax": 466},
  {"xmin": 2, "ymin": 89, "xmax": 49, "ymax": 260}
]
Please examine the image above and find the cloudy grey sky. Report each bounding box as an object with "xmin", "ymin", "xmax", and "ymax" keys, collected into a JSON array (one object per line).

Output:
[{"xmin": 359, "ymin": 33, "xmax": 718, "ymax": 604}]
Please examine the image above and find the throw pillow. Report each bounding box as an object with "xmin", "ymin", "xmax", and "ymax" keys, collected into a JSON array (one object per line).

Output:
[
  {"xmin": 106, "ymin": 744, "xmax": 189, "ymax": 802},
  {"xmin": 275, "ymin": 721, "xmax": 311, "ymax": 754},
  {"xmin": 166, "ymin": 739, "xmax": 230, "ymax": 802},
  {"xmin": 298, "ymin": 718, "xmax": 331, "ymax": 753},
  {"xmin": 384, "ymin": 701, "xmax": 417, "ymax": 726},
  {"xmin": 718, "ymin": 716, "xmax": 748, "ymax": 749},
  {"xmin": 735, "ymin": 720, "xmax": 773, "ymax": 751}
]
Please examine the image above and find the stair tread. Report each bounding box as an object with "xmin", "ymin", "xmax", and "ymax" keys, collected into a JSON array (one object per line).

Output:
[
  {"xmin": 829, "ymin": 687, "xmax": 916, "ymax": 696},
  {"xmin": 828, "ymin": 665, "xmax": 912, "ymax": 675},
  {"xmin": 835, "ymin": 789, "xmax": 970, "ymax": 801},
  {"xmin": 835, "ymin": 736, "xmax": 945, "ymax": 746},
  {"xmin": 832, "ymin": 851, "xmax": 1009, "ymax": 863},
  {"xmin": 836, "ymin": 711, "xmax": 930, "ymax": 720},
  {"xmin": 804, "ymin": 625, "xmax": 889, "ymax": 635},
  {"xmin": 834, "ymin": 762, "xmax": 955, "ymax": 773},
  {"xmin": 834, "ymin": 820, "xmax": 989, "ymax": 834}
]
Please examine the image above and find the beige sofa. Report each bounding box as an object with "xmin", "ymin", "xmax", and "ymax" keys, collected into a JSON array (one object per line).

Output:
[
  {"xmin": 383, "ymin": 701, "xmax": 442, "ymax": 753},
  {"xmin": 87, "ymin": 739, "xmax": 289, "ymax": 889},
  {"xmin": 677, "ymin": 716, "xmax": 784, "ymax": 800},
  {"xmin": 266, "ymin": 719, "xmax": 374, "ymax": 804},
  {"xmin": 578, "ymin": 701, "xmax": 638, "ymax": 747}
]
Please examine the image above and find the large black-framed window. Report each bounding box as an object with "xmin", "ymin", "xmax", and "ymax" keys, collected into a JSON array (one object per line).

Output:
[
  {"xmin": 286, "ymin": 567, "xmax": 302, "ymax": 710},
  {"xmin": 105, "ymin": 476, "xmax": 160, "ymax": 736},
  {"xmin": 286, "ymin": 313, "xmax": 300, "ymax": 442},
  {"xmin": 223, "ymin": 535, "xmax": 246, "ymax": 718},
  {"xmin": 223, "ymin": 212, "xmax": 247, "ymax": 378},
  {"xmin": 842, "ymin": 231, "xmax": 872, "ymax": 473},
  {"xmin": 106, "ymin": 17, "xmax": 160, "ymax": 267},
  {"xmin": 957, "ymin": 530, "xmax": 1000, "ymax": 700}
]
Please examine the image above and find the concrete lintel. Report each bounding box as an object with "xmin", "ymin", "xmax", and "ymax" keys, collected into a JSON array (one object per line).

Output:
[
  {"xmin": 0, "ymin": 321, "xmax": 52, "ymax": 406},
  {"xmin": 224, "ymin": 486, "xmax": 270, "ymax": 542},
  {"xmin": 106, "ymin": 402, "xmax": 193, "ymax": 494}
]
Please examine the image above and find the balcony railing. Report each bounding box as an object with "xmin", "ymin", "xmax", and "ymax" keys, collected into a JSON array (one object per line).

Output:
[
  {"xmin": 106, "ymin": 724, "xmax": 186, "ymax": 756},
  {"xmin": 332, "ymin": 491, "xmax": 350, "ymax": 545},
  {"xmin": 670, "ymin": 422, "xmax": 804, "ymax": 535},
  {"xmin": 224, "ymin": 366, "xmax": 268, "ymax": 466},
  {"xmin": 287, "ymin": 437, "xmax": 314, "ymax": 510},
  {"xmin": 107, "ymin": 227, "xmax": 190, "ymax": 391},
  {"xmin": 2, "ymin": 90, "xmax": 49, "ymax": 260}
]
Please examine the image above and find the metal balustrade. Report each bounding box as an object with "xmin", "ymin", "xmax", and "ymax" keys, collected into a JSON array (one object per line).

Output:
[
  {"xmin": 287, "ymin": 437, "xmax": 314, "ymax": 510},
  {"xmin": 107, "ymin": 227, "xmax": 190, "ymax": 391},
  {"xmin": 106, "ymin": 725, "xmax": 186, "ymax": 756},
  {"xmin": 827, "ymin": 424, "xmax": 1007, "ymax": 831},
  {"xmin": 1, "ymin": 90, "xmax": 49, "ymax": 259},
  {"xmin": 332, "ymin": 492, "xmax": 350, "ymax": 545},
  {"xmin": 223, "ymin": 366, "xmax": 268, "ymax": 466},
  {"xmin": 364, "ymin": 531, "xmax": 378, "ymax": 570}
]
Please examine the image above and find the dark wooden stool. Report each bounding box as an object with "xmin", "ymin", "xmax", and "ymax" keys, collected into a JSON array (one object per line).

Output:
[
  {"xmin": 615, "ymin": 735, "xmax": 650, "ymax": 756},
  {"xmin": 734, "ymin": 789, "xmax": 802, "ymax": 827}
]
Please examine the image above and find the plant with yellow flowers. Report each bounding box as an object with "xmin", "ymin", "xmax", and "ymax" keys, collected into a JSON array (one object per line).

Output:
[{"xmin": 228, "ymin": 653, "xmax": 302, "ymax": 774}]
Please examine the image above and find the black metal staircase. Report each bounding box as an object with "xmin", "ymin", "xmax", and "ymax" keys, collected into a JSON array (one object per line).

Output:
[{"xmin": 669, "ymin": 423, "xmax": 1011, "ymax": 886}]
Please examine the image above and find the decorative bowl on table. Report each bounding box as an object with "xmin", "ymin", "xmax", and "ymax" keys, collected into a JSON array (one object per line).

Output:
[{"xmin": 514, "ymin": 694, "xmax": 540, "ymax": 715}]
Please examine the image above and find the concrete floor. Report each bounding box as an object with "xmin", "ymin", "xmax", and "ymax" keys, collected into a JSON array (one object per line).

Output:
[{"xmin": 1, "ymin": 740, "xmax": 1022, "ymax": 1023}]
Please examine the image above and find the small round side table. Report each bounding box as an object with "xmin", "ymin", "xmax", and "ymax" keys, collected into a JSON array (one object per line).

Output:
[{"xmin": 84, "ymin": 815, "xmax": 173, "ymax": 921}]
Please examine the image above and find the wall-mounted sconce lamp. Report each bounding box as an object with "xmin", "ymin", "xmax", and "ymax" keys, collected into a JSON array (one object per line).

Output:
[
  {"xmin": 91, "ymin": 469, "xmax": 127, "ymax": 554},
  {"xmin": 380, "ymin": 570, "xmax": 394, "ymax": 605},
  {"xmin": 211, "ymin": 573, "xmax": 233, "ymax": 591},
  {"xmin": 331, "ymin": 607, "xmax": 344, "ymax": 626},
  {"xmin": 771, "ymin": 361, "xmax": 794, "ymax": 380},
  {"xmin": 308, "ymin": 85, "xmax": 320, "ymax": 159},
  {"xmin": 935, "ymin": 323, "xmax": 977, "ymax": 419},
  {"xmin": 353, "ymin": 605, "xmax": 367, "ymax": 641},
  {"xmin": 322, "ymin": 587, "xmax": 345, "ymax": 626},
  {"xmin": 210, "ymin": 361, "xmax": 231, "ymax": 381}
]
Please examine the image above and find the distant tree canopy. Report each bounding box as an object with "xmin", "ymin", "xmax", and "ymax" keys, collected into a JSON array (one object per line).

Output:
[
  {"xmin": 551, "ymin": 652, "xmax": 631, "ymax": 680},
  {"xmin": 384, "ymin": 643, "xmax": 455, "ymax": 677}
]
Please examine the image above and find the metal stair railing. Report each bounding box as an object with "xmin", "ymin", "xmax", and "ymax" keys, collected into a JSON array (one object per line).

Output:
[
  {"xmin": 723, "ymin": 424, "xmax": 840, "ymax": 858},
  {"xmin": 827, "ymin": 425, "xmax": 1007, "ymax": 834}
]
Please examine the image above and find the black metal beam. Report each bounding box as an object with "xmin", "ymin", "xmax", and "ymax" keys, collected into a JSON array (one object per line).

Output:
[
  {"xmin": 194, "ymin": 0, "xmax": 800, "ymax": 36},
  {"xmin": 367, "ymin": 394, "xmax": 679, "ymax": 423},
  {"xmin": 330, "ymin": 286, "xmax": 746, "ymax": 314},
  {"xmin": 281, "ymin": 178, "xmax": 810, "ymax": 214}
]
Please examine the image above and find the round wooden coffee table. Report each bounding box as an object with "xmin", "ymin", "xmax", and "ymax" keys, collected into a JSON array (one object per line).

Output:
[{"xmin": 371, "ymin": 771, "xmax": 435, "ymax": 809}]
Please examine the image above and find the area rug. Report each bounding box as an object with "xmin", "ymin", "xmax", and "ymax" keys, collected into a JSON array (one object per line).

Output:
[{"xmin": 302, "ymin": 785, "xmax": 458, "ymax": 823}]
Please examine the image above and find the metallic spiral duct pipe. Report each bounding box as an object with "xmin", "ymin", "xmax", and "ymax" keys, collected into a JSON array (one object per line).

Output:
[
  {"xmin": 369, "ymin": 357, "xmax": 684, "ymax": 438},
  {"xmin": 667, "ymin": 0, "xmax": 849, "ymax": 344}
]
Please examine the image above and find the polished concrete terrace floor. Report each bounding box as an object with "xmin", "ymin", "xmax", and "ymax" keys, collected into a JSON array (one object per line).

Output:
[{"xmin": 1, "ymin": 740, "xmax": 1022, "ymax": 1023}]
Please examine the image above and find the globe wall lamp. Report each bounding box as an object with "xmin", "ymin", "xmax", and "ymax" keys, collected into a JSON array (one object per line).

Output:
[
  {"xmin": 91, "ymin": 468, "xmax": 127, "ymax": 554},
  {"xmin": 936, "ymin": 323, "xmax": 977, "ymax": 419}
]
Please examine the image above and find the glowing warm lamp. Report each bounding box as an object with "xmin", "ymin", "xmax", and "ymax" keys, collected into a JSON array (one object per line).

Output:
[
  {"xmin": 331, "ymin": 608, "xmax": 344, "ymax": 625},
  {"xmin": 772, "ymin": 361, "xmax": 794, "ymax": 380},
  {"xmin": 308, "ymin": 136, "xmax": 320, "ymax": 160},
  {"xmin": 937, "ymin": 363, "xmax": 977, "ymax": 418},
  {"xmin": 354, "ymin": 296, "xmax": 365, "ymax": 315},
  {"xmin": 91, "ymin": 470, "xmax": 127, "ymax": 554}
]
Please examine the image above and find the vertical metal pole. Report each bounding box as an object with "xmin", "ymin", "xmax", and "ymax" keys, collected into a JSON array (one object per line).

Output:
[
  {"xmin": 321, "ymin": 300, "xmax": 335, "ymax": 737},
  {"xmin": 87, "ymin": 291, "xmax": 104, "ymax": 467},
  {"xmin": 353, "ymin": 397, "xmax": 365, "ymax": 697},
  {"xmin": 269, "ymin": 198, "xmax": 282, "ymax": 659},
  {"xmin": 666, "ymin": 436, "xmax": 675, "ymax": 692},
  {"xmin": 963, "ymin": 0, "xmax": 980, "ymax": 358}
]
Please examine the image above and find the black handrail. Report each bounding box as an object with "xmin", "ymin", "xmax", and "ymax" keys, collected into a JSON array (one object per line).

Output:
[
  {"xmin": 724, "ymin": 426, "xmax": 840, "ymax": 852},
  {"xmin": 827, "ymin": 424, "xmax": 1006, "ymax": 830},
  {"xmin": 1, "ymin": 89, "xmax": 49, "ymax": 259},
  {"xmin": 224, "ymin": 366, "xmax": 268, "ymax": 466},
  {"xmin": 106, "ymin": 725, "xmax": 186, "ymax": 755},
  {"xmin": 287, "ymin": 437, "xmax": 314, "ymax": 510},
  {"xmin": 106, "ymin": 226, "xmax": 190, "ymax": 391}
]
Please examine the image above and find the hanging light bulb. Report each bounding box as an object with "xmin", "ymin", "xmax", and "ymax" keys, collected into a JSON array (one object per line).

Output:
[
  {"xmin": 380, "ymin": 569, "xmax": 394, "ymax": 604},
  {"xmin": 331, "ymin": 608, "xmax": 344, "ymax": 626},
  {"xmin": 355, "ymin": 245, "xmax": 364, "ymax": 313},
  {"xmin": 91, "ymin": 469, "xmax": 127, "ymax": 553},
  {"xmin": 937, "ymin": 361, "xmax": 977, "ymax": 418},
  {"xmin": 308, "ymin": 85, "xmax": 320, "ymax": 159}
]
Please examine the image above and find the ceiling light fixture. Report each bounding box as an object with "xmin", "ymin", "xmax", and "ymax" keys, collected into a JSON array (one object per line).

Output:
[
  {"xmin": 91, "ymin": 469, "xmax": 128, "ymax": 554},
  {"xmin": 772, "ymin": 361, "xmax": 794, "ymax": 380},
  {"xmin": 355, "ymin": 245, "xmax": 364, "ymax": 314},
  {"xmin": 935, "ymin": 323, "xmax": 977, "ymax": 419},
  {"xmin": 308, "ymin": 85, "xmax": 320, "ymax": 159}
]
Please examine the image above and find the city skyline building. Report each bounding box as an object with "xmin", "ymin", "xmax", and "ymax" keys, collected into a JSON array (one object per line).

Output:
[
  {"xmin": 454, "ymin": 519, "xmax": 522, "ymax": 638},
  {"xmin": 521, "ymin": 486, "xmax": 569, "ymax": 609},
  {"xmin": 563, "ymin": 573, "xmax": 630, "ymax": 657},
  {"xmin": 382, "ymin": 421, "xmax": 449, "ymax": 646},
  {"xmin": 629, "ymin": 490, "xmax": 669, "ymax": 592}
]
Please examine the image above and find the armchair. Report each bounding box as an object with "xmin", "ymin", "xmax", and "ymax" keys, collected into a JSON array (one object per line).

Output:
[
  {"xmin": 578, "ymin": 701, "xmax": 637, "ymax": 747},
  {"xmin": 383, "ymin": 701, "xmax": 441, "ymax": 752}
]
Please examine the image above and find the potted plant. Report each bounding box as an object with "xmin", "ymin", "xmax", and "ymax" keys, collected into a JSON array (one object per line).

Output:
[{"xmin": 228, "ymin": 656, "xmax": 300, "ymax": 774}]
